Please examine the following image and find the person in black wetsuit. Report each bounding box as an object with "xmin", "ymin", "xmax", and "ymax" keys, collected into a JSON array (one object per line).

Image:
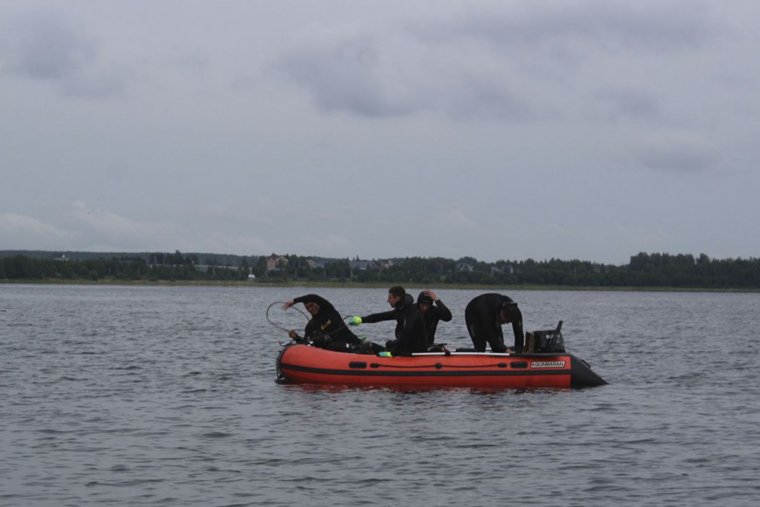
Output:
[
  {"xmin": 282, "ymin": 294, "xmax": 361, "ymax": 353},
  {"xmin": 349, "ymin": 286, "xmax": 427, "ymax": 355},
  {"xmin": 416, "ymin": 290, "xmax": 452, "ymax": 348},
  {"xmin": 464, "ymin": 293, "xmax": 525, "ymax": 353}
]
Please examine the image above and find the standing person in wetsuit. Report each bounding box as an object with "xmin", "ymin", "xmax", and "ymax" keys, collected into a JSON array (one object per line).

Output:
[
  {"xmin": 282, "ymin": 294, "xmax": 361, "ymax": 353},
  {"xmin": 416, "ymin": 290, "xmax": 452, "ymax": 348},
  {"xmin": 348, "ymin": 286, "xmax": 427, "ymax": 355},
  {"xmin": 464, "ymin": 293, "xmax": 525, "ymax": 353}
]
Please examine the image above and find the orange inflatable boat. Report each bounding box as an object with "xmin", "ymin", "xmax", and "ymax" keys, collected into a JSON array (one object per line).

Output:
[{"xmin": 276, "ymin": 343, "xmax": 606, "ymax": 389}]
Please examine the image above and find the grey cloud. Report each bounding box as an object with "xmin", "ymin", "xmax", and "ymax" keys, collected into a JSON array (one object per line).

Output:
[
  {"xmin": 639, "ymin": 149, "xmax": 718, "ymax": 174},
  {"xmin": 0, "ymin": 212, "xmax": 71, "ymax": 249},
  {"xmin": 274, "ymin": 35, "xmax": 543, "ymax": 121},
  {"xmin": 2, "ymin": 10, "xmax": 94, "ymax": 80},
  {"xmin": 413, "ymin": 1, "xmax": 713, "ymax": 52},
  {"xmin": 274, "ymin": 38, "xmax": 414, "ymax": 118},
  {"xmin": 441, "ymin": 75, "xmax": 537, "ymax": 121},
  {"xmin": 636, "ymin": 135, "xmax": 719, "ymax": 173},
  {"xmin": 271, "ymin": 1, "xmax": 715, "ymax": 121},
  {"xmin": 594, "ymin": 88, "xmax": 661, "ymax": 121},
  {"xmin": 60, "ymin": 71, "xmax": 125, "ymax": 98},
  {"xmin": 1, "ymin": 9, "xmax": 124, "ymax": 98}
]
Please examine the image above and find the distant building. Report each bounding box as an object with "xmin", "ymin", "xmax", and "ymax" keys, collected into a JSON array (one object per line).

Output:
[
  {"xmin": 266, "ymin": 254, "xmax": 289, "ymax": 272},
  {"xmin": 457, "ymin": 262, "xmax": 474, "ymax": 272},
  {"xmin": 491, "ymin": 264, "xmax": 514, "ymax": 275},
  {"xmin": 349, "ymin": 259, "xmax": 376, "ymax": 271},
  {"xmin": 305, "ymin": 258, "xmax": 324, "ymax": 270}
]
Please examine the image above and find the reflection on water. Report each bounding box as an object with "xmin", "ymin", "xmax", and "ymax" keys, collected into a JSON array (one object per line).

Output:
[{"xmin": 1, "ymin": 284, "xmax": 759, "ymax": 506}]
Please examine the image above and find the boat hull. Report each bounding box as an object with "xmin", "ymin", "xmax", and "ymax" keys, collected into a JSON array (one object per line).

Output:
[{"xmin": 276, "ymin": 344, "xmax": 606, "ymax": 389}]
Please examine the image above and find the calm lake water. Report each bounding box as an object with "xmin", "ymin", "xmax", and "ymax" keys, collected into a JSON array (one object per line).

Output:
[{"xmin": 1, "ymin": 284, "xmax": 759, "ymax": 506}]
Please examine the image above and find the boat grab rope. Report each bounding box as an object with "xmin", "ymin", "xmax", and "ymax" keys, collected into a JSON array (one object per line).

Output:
[{"xmin": 370, "ymin": 362, "xmax": 510, "ymax": 369}]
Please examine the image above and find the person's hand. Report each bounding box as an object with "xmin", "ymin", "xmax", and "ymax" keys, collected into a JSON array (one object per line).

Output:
[
  {"xmin": 282, "ymin": 300, "xmax": 295, "ymax": 310},
  {"xmin": 348, "ymin": 316, "xmax": 362, "ymax": 326},
  {"xmin": 288, "ymin": 329, "xmax": 299, "ymax": 339},
  {"xmin": 424, "ymin": 290, "xmax": 438, "ymax": 301}
]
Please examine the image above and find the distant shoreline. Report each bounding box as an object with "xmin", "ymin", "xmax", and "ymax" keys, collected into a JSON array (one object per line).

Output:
[
  {"xmin": 2, "ymin": 278, "xmax": 757, "ymax": 293},
  {"xmin": 4, "ymin": 250, "xmax": 759, "ymax": 291}
]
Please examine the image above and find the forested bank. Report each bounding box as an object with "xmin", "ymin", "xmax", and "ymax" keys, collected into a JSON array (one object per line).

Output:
[{"xmin": 2, "ymin": 251, "xmax": 759, "ymax": 289}]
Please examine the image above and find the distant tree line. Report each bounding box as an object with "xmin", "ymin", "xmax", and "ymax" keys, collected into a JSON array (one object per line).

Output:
[
  {"xmin": 0, "ymin": 251, "xmax": 248, "ymax": 282},
  {"xmin": 1, "ymin": 250, "xmax": 759, "ymax": 289},
  {"xmin": 341, "ymin": 253, "xmax": 760, "ymax": 289}
]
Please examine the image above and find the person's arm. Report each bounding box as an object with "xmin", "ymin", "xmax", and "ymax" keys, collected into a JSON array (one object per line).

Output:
[
  {"xmin": 288, "ymin": 320, "xmax": 313, "ymax": 342},
  {"xmin": 360, "ymin": 309, "xmax": 397, "ymax": 324},
  {"xmin": 434, "ymin": 299, "xmax": 453, "ymax": 322},
  {"xmin": 510, "ymin": 306, "xmax": 525, "ymax": 352},
  {"xmin": 293, "ymin": 294, "xmax": 334, "ymax": 311}
]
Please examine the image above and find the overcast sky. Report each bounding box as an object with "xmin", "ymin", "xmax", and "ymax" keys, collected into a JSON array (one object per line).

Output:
[{"xmin": 1, "ymin": 0, "xmax": 759, "ymax": 264}]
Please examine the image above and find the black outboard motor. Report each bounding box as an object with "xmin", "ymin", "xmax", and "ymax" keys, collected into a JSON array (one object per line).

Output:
[
  {"xmin": 527, "ymin": 320, "xmax": 566, "ymax": 353},
  {"xmin": 526, "ymin": 321, "xmax": 607, "ymax": 387}
]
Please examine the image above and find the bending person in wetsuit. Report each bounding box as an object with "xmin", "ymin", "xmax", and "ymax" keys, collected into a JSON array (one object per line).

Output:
[
  {"xmin": 464, "ymin": 293, "xmax": 525, "ymax": 353},
  {"xmin": 349, "ymin": 286, "xmax": 427, "ymax": 355},
  {"xmin": 416, "ymin": 290, "xmax": 452, "ymax": 348},
  {"xmin": 283, "ymin": 294, "xmax": 361, "ymax": 353}
]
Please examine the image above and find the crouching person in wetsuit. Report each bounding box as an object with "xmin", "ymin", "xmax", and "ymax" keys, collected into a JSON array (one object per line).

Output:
[
  {"xmin": 349, "ymin": 286, "xmax": 427, "ymax": 355},
  {"xmin": 283, "ymin": 294, "xmax": 361, "ymax": 353},
  {"xmin": 464, "ymin": 293, "xmax": 525, "ymax": 353},
  {"xmin": 416, "ymin": 290, "xmax": 452, "ymax": 350}
]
